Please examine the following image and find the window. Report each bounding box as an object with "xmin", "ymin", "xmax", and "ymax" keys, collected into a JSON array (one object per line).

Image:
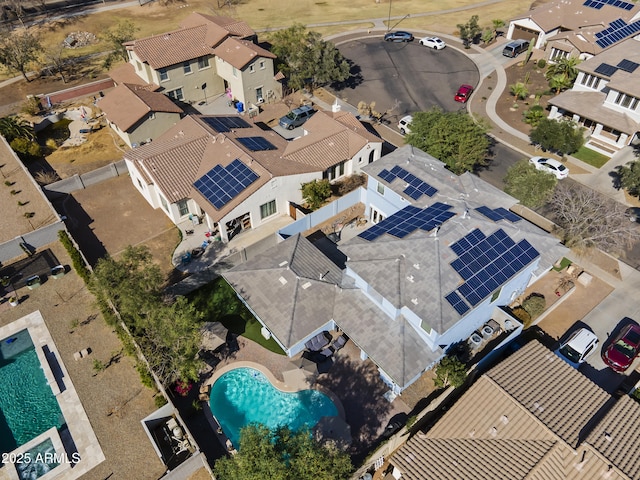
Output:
[
  {"xmin": 377, "ymin": 183, "xmax": 385, "ymax": 195},
  {"xmin": 159, "ymin": 68, "xmax": 168, "ymax": 82},
  {"xmin": 197, "ymin": 56, "xmax": 209, "ymax": 69},
  {"xmin": 325, "ymin": 161, "xmax": 346, "ymax": 181},
  {"xmin": 368, "ymin": 149, "xmax": 376, "ymax": 164},
  {"xmin": 183, "ymin": 61, "xmax": 192, "ymax": 74},
  {"xmin": 178, "ymin": 199, "xmax": 189, "ymax": 216},
  {"xmin": 550, "ymin": 48, "xmax": 569, "ymax": 62},
  {"xmin": 136, "ymin": 60, "xmax": 142, "ymax": 71},
  {"xmin": 160, "ymin": 195, "xmax": 169, "ymax": 213},
  {"xmin": 249, "ymin": 64, "xmax": 255, "ymax": 73},
  {"xmin": 167, "ymin": 88, "xmax": 184, "ymax": 101},
  {"xmin": 260, "ymin": 200, "xmax": 276, "ymax": 219},
  {"xmin": 580, "ymin": 73, "xmax": 599, "ymax": 89},
  {"xmin": 259, "ymin": 60, "xmax": 265, "ymax": 70},
  {"xmin": 614, "ymin": 92, "xmax": 639, "ymax": 110},
  {"xmin": 137, "ymin": 178, "xmax": 143, "ymax": 189},
  {"xmin": 232, "ymin": 67, "xmax": 238, "ymax": 78}
]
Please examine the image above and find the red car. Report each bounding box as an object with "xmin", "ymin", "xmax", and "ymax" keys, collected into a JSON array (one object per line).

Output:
[
  {"xmin": 602, "ymin": 324, "xmax": 640, "ymax": 372},
  {"xmin": 454, "ymin": 84, "xmax": 474, "ymax": 103}
]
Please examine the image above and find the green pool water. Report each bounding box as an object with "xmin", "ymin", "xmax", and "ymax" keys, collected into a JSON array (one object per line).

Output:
[{"xmin": 0, "ymin": 329, "xmax": 65, "ymax": 455}]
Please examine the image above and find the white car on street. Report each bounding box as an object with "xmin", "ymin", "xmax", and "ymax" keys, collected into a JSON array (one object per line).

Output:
[
  {"xmin": 529, "ymin": 156, "xmax": 569, "ymax": 179},
  {"xmin": 419, "ymin": 36, "xmax": 446, "ymax": 50},
  {"xmin": 398, "ymin": 115, "xmax": 413, "ymax": 135}
]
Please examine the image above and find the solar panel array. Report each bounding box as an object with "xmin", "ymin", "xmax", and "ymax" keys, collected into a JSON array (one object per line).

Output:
[
  {"xmin": 584, "ymin": 0, "xmax": 634, "ymax": 10},
  {"xmin": 445, "ymin": 228, "xmax": 540, "ymax": 313},
  {"xmin": 201, "ymin": 116, "xmax": 251, "ymax": 132},
  {"xmin": 595, "ymin": 19, "xmax": 640, "ymax": 48},
  {"xmin": 193, "ymin": 159, "xmax": 259, "ymax": 209},
  {"xmin": 475, "ymin": 206, "xmax": 522, "ymax": 223},
  {"xmin": 594, "ymin": 63, "xmax": 618, "ymax": 77},
  {"xmin": 358, "ymin": 202, "xmax": 455, "ymax": 241},
  {"xmin": 618, "ymin": 59, "xmax": 640, "ymax": 72},
  {"xmin": 377, "ymin": 165, "xmax": 438, "ymax": 200},
  {"xmin": 237, "ymin": 136, "xmax": 277, "ymax": 151}
]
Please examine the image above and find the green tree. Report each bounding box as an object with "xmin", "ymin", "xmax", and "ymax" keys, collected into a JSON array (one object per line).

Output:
[
  {"xmin": 102, "ymin": 20, "xmax": 139, "ymax": 68},
  {"xmin": 214, "ymin": 424, "xmax": 353, "ymax": 480},
  {"xmin": 504, "ymin": 159, "xmax": 557, "ymax": 208},
  {"xmin": 523, "ymin": 104, "xmax": 545, "ymax": 127},
  {"xmin": 456, "ymin": 15, "xmax": 481, "ymax": 48},
  {"xmin": 10, "ymin": 137, "xmax": 41, "ymax": 160},
  {"xmin": 0, "ymin": 29, "xmax": 41, "ymax": 82},
  {"xmin": 271, "ymin": 24, "xmax": 349, "ymax": 91},
  {"xmin": 433, "ymin": 355, "xmax": 467, "ymax": 388},
  {"xmin": 522, "ymin": 293, "xmax": 546, "ymax": 318},
  {"xmin": 301, "ymin": 179, "xmax": 331, "ymax": 210},
  {"xmin": 510, "ymin": 82, "xmax": 528, "ymax": 100},
  {"xmin": 545, "ymin": 56, "xmax": 581, "ymax": 83},
  {"xmin": 547, "ymin": 73, "xmax": 572, "ymax": 94},
  {"xmin": 530, "ymin": 118, "xmax": 584, "ymax": 155},
  {"xmin": 405, "ymin": 108, "xmax": 490, "ymax": 174},
  {"xmin": 617, "ymin": 159, "xmax": 640, "ymax": 198},
  {"xmin": 0, "ymin": 116, "xmax": 35, "ymax": 142}
]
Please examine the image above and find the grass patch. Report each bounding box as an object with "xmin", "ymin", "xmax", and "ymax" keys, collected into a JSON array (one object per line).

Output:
[
  {"xmin": 188, "ymin": 277, "xmax": 285, "ymax": 355},
  {"xmin": 552, "ymin": 257, "xmax": 572, "ymax": 272},
  {"xmin": 573, "ymin": 146, "xmax": 609, "ymax": 168}
]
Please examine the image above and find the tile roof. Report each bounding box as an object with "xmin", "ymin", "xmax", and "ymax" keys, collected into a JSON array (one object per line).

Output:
[
  {"xmin": 108, "ymin": 62, "xmax": 154, "ymax": 87},
  {"xmin": 223, "ymin": 234, "xmax": 342, "ymax": 348},
  {"xmin": 282, "ymin": 111, "xmax": 381, "ymax": 169},
  {"xmin": 213, "ymin": 37, "xmax": 275, "ymax": 70},
  {"xmin": 99, "ymin": 83, "xmax": 183, "ymax": 131},
  {"xmin": 180, "ymin": 13, "xmax": 255, "ymax": 38},
  {"xmin": 510, "ymin": 0, "xmax": 640, "ymax": 33},
  {"xmin": 390, "ymin": 341, "xmax": 629, "ymax": 480}
]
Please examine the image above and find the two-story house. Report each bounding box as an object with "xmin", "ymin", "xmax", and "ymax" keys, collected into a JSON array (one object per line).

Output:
[
  {"xmin": 548, "ymin": 37, "xmax": 640, "ymax": 154},
  {"xmin": 122, "ymin": 13, "xmax": 281, "ymax": 107},
  {"xmin": 223, "ymin": 146, "xmax": 567, "ymax": 393},
  {"xmin": 124, "ymin": 109, "xmax": 382, "ymax": 242}
]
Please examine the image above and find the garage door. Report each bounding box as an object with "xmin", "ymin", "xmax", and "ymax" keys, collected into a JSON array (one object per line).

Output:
[{"xmin": 512, "ymin": 25, "xmax": 539, "ymax": 44}]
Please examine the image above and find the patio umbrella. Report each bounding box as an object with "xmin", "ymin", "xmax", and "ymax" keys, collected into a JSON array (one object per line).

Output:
[
  {"xmin": 291, "ymin": 354, "xmax": 318, "ymax": 374},
  {"xmin": 200, "ymin": 322, "xmax": 228, "ymax": 352},
  {"xmin": 314, "ymin": 416, "xmax": 352, "ymax": 448}
]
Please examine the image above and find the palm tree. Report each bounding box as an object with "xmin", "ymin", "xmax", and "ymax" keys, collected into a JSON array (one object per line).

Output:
[
  {"xmin": 545, "ymin": 56, "xmax": 581, "ymax": 83},
  {"xmin": 548, "ymin": 74, "xmax": 572, "ymax": 95},
  {"xmin": 510, "ymin": 82, "xmax": 529, "ymax": 101},
  {"xmin": 0, "ymin": 116, "xmax": 35, "ymax": 142}
]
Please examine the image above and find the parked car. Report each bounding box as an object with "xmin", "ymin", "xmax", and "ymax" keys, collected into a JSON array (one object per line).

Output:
[
  {"xmin": 419, "ymin": 36, "xmax": 446, "ymax": 49},
  {"xmin": 384, "ymin": 31, "xmax": 414, "ymax": 42},
  {"xmin": 555, "ymin": 328, "xmax": 599, "ymax": 369},
  {"xmin": 502, "ymin": 39, "xmax": 529, "ymax": 58},
  {"xmin": 602, "ymin": 324, "xmax": 640, "ymax": 372},
  {"xmin": 279, "ymin": 105, "xmax": 315, "ymax": 130},
  {"xmin": 454, "ymin": 84, "xmax": 474, "ymax": 103},
  {"xmin": 398, "ymin": 115, "xmax": 413, "ymax": 135},
  {"xmin": 529, "ymin": 156, "xmax": 569, "ymax": 179}
]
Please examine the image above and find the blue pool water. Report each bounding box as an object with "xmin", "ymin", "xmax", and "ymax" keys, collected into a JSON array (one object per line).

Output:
[
  {"xmin": 209, "ymin": 367, "xmax": 338, "ymax": 447},
  {"xmin": 16, "ymin": 438, "xmax": 60, "ymax": 480},
  {"xmin": 0, "ymin": 329, "xmax": 65, "ymax": 455}
]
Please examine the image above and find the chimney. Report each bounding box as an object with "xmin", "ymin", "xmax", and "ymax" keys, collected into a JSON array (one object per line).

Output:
[{"xmin": 332, "ymin": 99, "xmax": 340, "ymax": 113}]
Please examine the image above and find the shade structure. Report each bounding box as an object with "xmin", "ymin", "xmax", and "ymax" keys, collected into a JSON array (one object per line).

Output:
[
  {"xmin": 291, "ymin": 353, "xmax": 317, "ymax": 374},
  {"xmin": 314, "ymin": 416, "xmax": 352, "ymax": 448},
  {"xmin": 200, "ymin": 322, "xmax": 228, "ymax": 351}
]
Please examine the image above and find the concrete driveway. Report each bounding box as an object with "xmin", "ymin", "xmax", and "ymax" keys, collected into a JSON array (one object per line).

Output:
[{"xmin": 330, "ymin": 37, "xmax": 479, "ymax": 130}]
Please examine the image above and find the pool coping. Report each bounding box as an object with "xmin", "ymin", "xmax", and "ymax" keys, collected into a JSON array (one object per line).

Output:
[
  {"xmin": 205, "ymin": 361, "xmax": 346, "ymax": 421},
  {"xmin": 0, "ymin": 311, "xmax": 105, "ymax": 480}
]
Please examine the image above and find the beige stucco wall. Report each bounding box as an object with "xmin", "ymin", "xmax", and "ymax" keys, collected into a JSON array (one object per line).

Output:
[{"xmin": 128, "ymin": 111, "xmax": 182, "ymax": 147}]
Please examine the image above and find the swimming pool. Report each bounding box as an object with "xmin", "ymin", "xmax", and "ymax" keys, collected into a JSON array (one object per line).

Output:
[
  {"xmin": 209, "ymin": 367, "xmax": 338, "ymax": 447},
  {"xmin": 0, "ymin": 329, "xmax": 65, "ymax": 455}
]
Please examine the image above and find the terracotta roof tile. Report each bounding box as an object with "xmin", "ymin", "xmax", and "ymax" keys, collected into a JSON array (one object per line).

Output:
[
  {"xmin": 213, "ymin": 37, "xmax": 275, "ymax": 70},
  {"xmin": 99, "ymin": 83, "xmax": 182, "ymax": 131},
  {"xmin": 108, "ymin": 62, "xmax": 154, "ymax": 87},
  {"xmin": 179, "ymin": 13, "xmax": 255, "ymax": 38}
]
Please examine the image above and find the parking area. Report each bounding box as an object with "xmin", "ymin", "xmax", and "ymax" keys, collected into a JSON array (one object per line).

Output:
[{"xmin": 329, "ymin": 36, "xmax": 479, "ymax": 128}]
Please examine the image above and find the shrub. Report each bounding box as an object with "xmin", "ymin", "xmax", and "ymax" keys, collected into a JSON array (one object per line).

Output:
[
  {"xmin": 154, "ymin": 395, "xmax": 168, "ymax": 408},
  {"xmin": 433, "ymin": 355, "xmax": 467, "ymax": 388},
  {"xmin": 523, "ymin": 294, "xmax": 546, "ymax": 318},
  {"xmin": 511, "ymin": 306, "xmax": 531, "ymax": 326},
  {"xmin": 137, "ymin": 362, "xmax": 156, "ymax": 389},
  {"xmin": 301, "ymin": 179, "xmax": 331, "ymax": 210},
  {"xmin": 34, "ymin": 170, "xmax": 60, "ymax": 185},
  {"xmin": 9, "ymin": 137, "xmax": 41, "ymax": 160},
  {"xmin": 335, "ymin": 173, "xmax": 366, "ymax": 196},
  {"xmin": 22, "ymin": 97, "xmax": 42, "ymax": 116},
  {"xmin": 58, "ymin": 230, "xmax": 91, "ymax": 284},
  {"xmin": 523, "ymin": 105, "xmax": 545, "ymax": 127},
  {"xmin": 537, "ymin": 59, "xmax": 546, "ymax": 69}
]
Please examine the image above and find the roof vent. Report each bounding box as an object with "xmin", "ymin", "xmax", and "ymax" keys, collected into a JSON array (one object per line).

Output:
[
  {"xmin": 413, "ymin": 263, "xmax": 420, "ymax": 269},
  {"xmin": 279, "ymin": 261, "xmax": 288, "ymax": 267},
  {"xmin": 468, "ymin": 429, "xmax": 475, "ymax": 437},
  {"xmin": 489, "ymin": 427, "xmax": 497, "ymax": 437},
  {"xmin": 500, "ymin": 415, "xmax": 508, "ymax": 425},
  {"xmin": 604, "ymin": 432, "xmax": 612, "ymax": 442},
  {"xmin": 406, "ymin": 275, "xmax": 414, "ymax": 283},
  {"xmin": 411, "ymin": 298, "xmax": 419, "ymax": 305},
  {"xmin": 278, "ymin": 276, "xmax": 287, "ymax": 285},
  {"xmin": 302, "ymin": 281, "xmax": 312, "ymax": 289}
]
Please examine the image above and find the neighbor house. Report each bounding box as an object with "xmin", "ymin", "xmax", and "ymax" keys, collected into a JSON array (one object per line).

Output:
[
  {"xmin": 223, "ymin": 146, "xmax": 568, "ymax": 393},
  {"xmin": 548, "ymin": 37, "xmax": 640, "ymax": 154},
  {"xmin": 98, "ymin": 83, "xmax": 184, "ymax": 147},
  {"xmin": 388, "ymin": 340, "xmax": 640, "ymax": 480},
  {"xmin": 506, "ymin": 0, "xmax": 640, "ymax": 60},
  {"xmin": 124, "ymin": 108, "xmax": 382, "ymax": 241},
  {"xmin": 121, "ymin": 13, "xmax": 281, "ymax": 107}
]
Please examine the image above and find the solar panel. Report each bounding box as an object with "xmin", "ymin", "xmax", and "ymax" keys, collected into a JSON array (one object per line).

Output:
[
  {"xmin": 617, "ymin": 59, "xmax": 640, "ymax": 72},
  {"xmin": 494, "ymin": 207, "xmax": 522, "ymax": 223},
  {"xmin": 596, "ymin": 19, "xmax": 640, "ymax": 48},
  {"xmin": 378, "ymin": 169, "xmax": 396, "ymax": 182},
  {"xmin": 585, "ymin": 0, "xmax": 634, "ymax": 8},
  {"xmin": 374, "ymin": 165, "xmax": 438, "ymax": 200},
  {"xmin": 193, "ymin": 159, "xmax": 259, "ymax": 209},
  {"xmin": 201, "ymin": 116, "xmax": 250, "ymax": 132},
  {"xmin": 445, "ymin": 291, "xmax": 470, "ymax": 315},
  {"xmin": 236, "ymin": 136, "xmax": 277, "ymax": 151},
  {"xmin": 358, "ymin": 203, "xmax": 454, "ymax": 241},
  {"xmin": 475, "ymin": 206, "xmax": 502, "ymax": 222},
  {"xmin": 594, "ymin": 63, "xmax": 618, "ymax": 76}
]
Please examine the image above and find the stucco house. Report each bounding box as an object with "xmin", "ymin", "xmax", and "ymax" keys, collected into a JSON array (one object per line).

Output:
[
  {"xmin": 388, "ymin": 340, "xmax": 640, "ymax": 480},
  {"xmin": 223, "ymin": 146, "xmax": 567, "ymax": 393},
  {"xmin": 124, "ymin": 109, "xmax": 382, "ymax": 242},
  {"xmin": 97, "ymin": 83, "xmax": 184, "ymax": 147},
  {"xmin": 548, "ymin": 37, "xmax": 640, "ymax": 154},
  {"xmin": 121, "ymin": 13, "xmax": 281, "ymax": 107},
  {"xmin": 506, "ymin": 0, "xmax": 640, "ymax": 60}
]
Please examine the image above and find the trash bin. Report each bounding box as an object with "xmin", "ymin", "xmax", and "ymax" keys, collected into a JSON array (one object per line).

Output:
[{"xmin": 236, "ymin": 101, "xmax": 244, "ymax": 113}]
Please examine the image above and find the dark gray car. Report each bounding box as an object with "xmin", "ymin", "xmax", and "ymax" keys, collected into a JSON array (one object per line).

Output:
[{"xmin": 279, "ymin": 105, "xmax": 315, "ymax": 129}]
